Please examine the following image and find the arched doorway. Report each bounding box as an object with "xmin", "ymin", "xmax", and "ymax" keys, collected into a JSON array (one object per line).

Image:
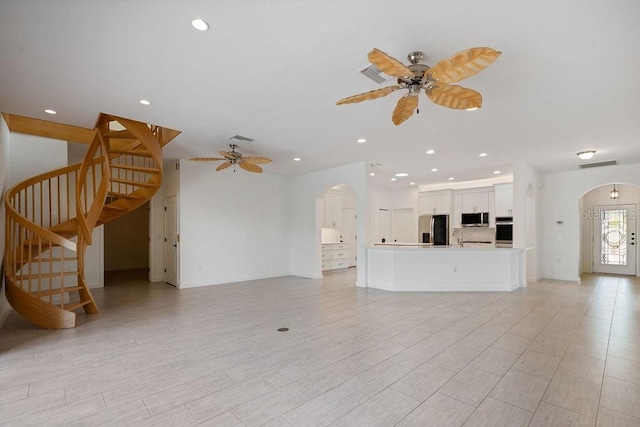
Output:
[
  {"xmin": 579, "ymin": 183, "xmax": 639, "ymax": 276},
  {"xmin": 319, "ymin": 184, "xmax": 358, "ymax": 277}
]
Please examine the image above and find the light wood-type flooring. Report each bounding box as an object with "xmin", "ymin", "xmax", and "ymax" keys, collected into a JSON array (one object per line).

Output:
[{"xmin": 1, "ymin": 269, "xmax": 639, "ymax": 426}]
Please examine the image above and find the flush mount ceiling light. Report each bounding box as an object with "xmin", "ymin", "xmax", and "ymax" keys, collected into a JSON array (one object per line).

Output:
[
  {"xmin": 426, "ymin": 149, "xmax": 435, "ymax": 154},
  {"xmin": 478, "ymin": 152, "xmax": 488, "ymax": 157},
  {"xmin": 370, "ymin": 172, "xmax": 375, "ymax": 176},
  {"xmin": 410, "ymin": 182, "xmax": 415, "ymax": 185},
  {"xmin": 493, "ymin": 170, "xmax": 501, "ymax": 174},
  {"xmin": 44, "ymin": 109, "xmax": 56, "ymax": 114},
  {"xmin": 610, "ymin": 184, "xmax": 620, "ymax": 199},
  {"xmin": 293, "ymin": 157, "xmax": 301, "ymax": 161},
  {"xmin": 395, "ymin": 173, "xmax": 408, "ymax": 177},
  {"xmin": 577, "ymin": 150, "xmax": 596, "ymax": 160},
  {"xmin": 431, "ymin": 168, "xmax": 438, "ymax": 172},
  {"xmin": 357, "ymin": 138, "xmax": 366, "ymax": 143},
  {"xmin": 390, "ymin": 178, "xmax": 397, "ymax": 181},
  {"xmin": 448, "ymin": 177, "xmax": 455, "ymax": 180},
  {"xmin": 139, "ymin": 99, "xmax": 151, "ymax": 105},
  {"xmin": 191, "ymin": 18, "xmax": 209, "ymax": 31}
]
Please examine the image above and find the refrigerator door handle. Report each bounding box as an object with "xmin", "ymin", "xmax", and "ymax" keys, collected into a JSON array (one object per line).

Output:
[{"xmin": 430, "ymin": 217, "xmax": 435, "ymax": 244}]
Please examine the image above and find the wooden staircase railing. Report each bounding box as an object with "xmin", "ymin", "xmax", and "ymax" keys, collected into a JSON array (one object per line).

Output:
[{"xmin": 4, "ymin": 113, "xmax": 178, "ymax": 329}]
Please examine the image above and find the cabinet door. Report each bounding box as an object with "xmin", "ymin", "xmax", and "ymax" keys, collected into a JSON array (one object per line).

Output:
[
  {"xmin": 419, "ymin": 194, "xmax": 451, "ymax": 215},
  {"xmin": 332, "ymin": 193, "xmax": 343, "ymax": 227},
  {"xmin": 495, "ymin": 188, "xmax": 513, "ymax": 216},
  {"xmin": 462, "ymin": 192, "xmax": 489, "ymax": 213}
]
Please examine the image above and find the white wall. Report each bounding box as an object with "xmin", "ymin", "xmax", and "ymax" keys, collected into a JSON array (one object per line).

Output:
[
  {"xmin": 178, "ymin": 160, "xmax": 291, "ymax": 288},
  {"xmin": 542, "ymin": 162, "xmax": 640, "ymax": 281},
  {"xmin": 0, "ymin": 115, "xmax": 10, "ymax": 325},
  {"xmin": 513, "ymin": 161, "xmax": 542, "ymax": 282},
  {"xmin": 7, "ymin": 133, "xmax": 67, "ymax": 187},
  {"xmin": 291, "ymin": 162, "xmax": 370, "ymax": 285},
  {"xmin": 579, "ymin": 184, "xmax": 640, "ymax": 274}
]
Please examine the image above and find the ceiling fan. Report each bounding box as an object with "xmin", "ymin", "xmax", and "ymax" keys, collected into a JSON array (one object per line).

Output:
[
  {"xmin": 336, "ymin": 47, "xmax": 501, "ymax": 125},
  {"xmin": 189, "ymin": 144, "xmax": 272, "ymax": 173}
]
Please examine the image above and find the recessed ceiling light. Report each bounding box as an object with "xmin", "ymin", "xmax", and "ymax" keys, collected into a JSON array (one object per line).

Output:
[
  {"xmin": 409, "ymin": 182, "xmax": 415, "ymax": 185},
  {"xmin": 478, "ymin": 153, "xmax": 488, "ymax": 157},
  {"xmin": 426, "ymin": 149, "xmax": 435, "ymax": 154},
  {"xmin": 390, "ymin": 178, "xmax": 397, "ymax": 181},
  {"xmin": 466, "ymin": 107, "xmax": 479, "ymax": 111},
  {"xmin": 577, "ymin": 150, "xmax": 596, "ymax": 160},
  {"xmin": 493, "ymin": 170, "xmax": 501, "ymax": 174},
  {"xmin": 395, "ymin": 173, "xmax": 408, "ymax": 177},
  {"xmin": 448, "ymin": 177, "xmax": 455, "ymax": 181},
  {"xmin": 370, "ymin": 172, "xmax": 375, "ymax": 176},
  {"xmin": 191, "ymin": 18, "xmax": 209, "ymax": 31},
  {"xmin": 293, "ymin": 157, "xmax": 301, "ymax": 161},
  {"xmin": 44, "ymin": 109, "xmax": 56, "ymax": 115},
  {"xmin": 357, "ymin": 138, "xmax": 366, "ymax": 143},
  {"xmin": 431, "ymin": 168, "xmax": 438, "ymax": 172},
  {"xmin": 139, "ymin": 99, "xmax": 151, "ymax": 105}
]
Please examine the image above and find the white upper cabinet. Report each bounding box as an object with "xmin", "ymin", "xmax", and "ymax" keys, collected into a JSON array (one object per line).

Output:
[
  {"xmin": 418, "ymin": 190, "xmax": 453, "ymax": 215},
  {"xmin": 323, "ymin": 192, "xmax": 343, "ymax": 227},
  {"xmin": 494, "ymin": 183, "xmax": 513, "ymax": 217},
  {"xmin": 461, "ymin": 191, "xmax": 489, "ymax": 213}
]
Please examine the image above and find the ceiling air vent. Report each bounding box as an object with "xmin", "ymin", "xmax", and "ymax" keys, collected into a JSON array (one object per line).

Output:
[
  {"xmin": 229, "ymin": 135, "xmax": 254, "ymax": 143},
  {"xmin": 359, "ymin": 64, "xmax": 395, "ymax": 84},
  {"xmin": 578, "ymin": 160, "xmax": 618, "ymax": 169}
]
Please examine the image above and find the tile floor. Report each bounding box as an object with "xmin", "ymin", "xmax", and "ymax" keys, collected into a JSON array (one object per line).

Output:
[{"xmin": 0, "ymin": 270, "xmax": 639, "ymax": 426}]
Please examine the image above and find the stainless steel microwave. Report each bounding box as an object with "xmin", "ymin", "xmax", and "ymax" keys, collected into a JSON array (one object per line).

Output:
[{"xmin": 461, "ymin": 212, "xmax": 489, "ymax": 227}]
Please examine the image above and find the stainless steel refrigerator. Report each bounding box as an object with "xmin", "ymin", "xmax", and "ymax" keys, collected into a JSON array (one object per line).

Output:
[{"xmin": 418, "ymin": 214, "xmax": 450, "ymax": 245}]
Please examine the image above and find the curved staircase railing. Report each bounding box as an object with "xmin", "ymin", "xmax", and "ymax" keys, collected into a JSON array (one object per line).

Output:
[{"xmin": 4, "ymin": 113, "xmax": 176, "ymax": 329}]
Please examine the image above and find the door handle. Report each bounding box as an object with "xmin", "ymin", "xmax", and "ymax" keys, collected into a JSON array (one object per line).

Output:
[{"xmin": 172, "ymin": 244, "xmax": 177, "ymax": 247}]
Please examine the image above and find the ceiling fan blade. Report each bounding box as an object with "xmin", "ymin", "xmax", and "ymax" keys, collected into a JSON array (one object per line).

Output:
[
  {"xmin": 392, "ymin": 94, "xmax": 419, "ymax": 126},
  {"xmin": 238, "ymin": 161, "xmax": 263, "ymax": 173},
  {"xmin": 367, "ymin": 48, "xmax": 413, "ymax": 78},
  {"xmin": 336, "ymin": 86, "xmax": 400, "ymax": 105},
  {"xmin": 426, "ymin": 83, "xmax": 482, "ymax": 110},
  {"xmin": 216, "ymin": 161, "xmax": 233, "ymax": 171},
  {"xmin": 428, "ymin": 47, "xmax": 502, "ymax": 83},
  {"xmin": 189, "ymin": 157, "xmax": 226, "ymax": 161},
  {"xmin": 242, "ymin": 156, "xmax": 272, "ymax": 165}
]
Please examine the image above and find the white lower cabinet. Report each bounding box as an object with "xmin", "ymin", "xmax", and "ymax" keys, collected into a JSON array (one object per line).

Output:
[{"xmin": 322, "ymin": 243, "xmax": 349, "ymax": 271}]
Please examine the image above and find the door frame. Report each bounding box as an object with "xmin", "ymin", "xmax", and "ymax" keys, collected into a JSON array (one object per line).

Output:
[
  {"xmin": 164, "ymin": 195, "xmax": 179, "ymax": 286},
  {"xmin": 592, "ymin": 203, "xmax": 637, "ymax": 275}
]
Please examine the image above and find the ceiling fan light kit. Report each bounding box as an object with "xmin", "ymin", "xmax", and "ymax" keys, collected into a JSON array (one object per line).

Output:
[
  {"xmin": 188, "ymin": 144, "xmax": 272, "ymax": 173},
  {"xmin": 337, "ymin": 46, "xmax": 501, "ymax": 125}
]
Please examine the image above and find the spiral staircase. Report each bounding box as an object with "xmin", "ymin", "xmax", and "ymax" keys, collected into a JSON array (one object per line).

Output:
[{"xmin": 3, "ymin": 113, "xmax": 180, "ymax": 329}]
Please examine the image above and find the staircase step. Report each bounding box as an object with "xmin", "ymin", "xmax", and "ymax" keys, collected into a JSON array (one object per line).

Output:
[
  {"xmin": 64, "ymin": 300, "xmax": 92, "ymax": 311},
  {"xmin": 15, "ymin": 271, "xmax": 78, "ymax": 280},
  {"xmin": 103, "ymin": 204, "xmax": 127, "ymax": 211},
  {"xmin": 103, "ymin": 130, "xmax": 136, "ymax": 139},
  {"xmin": 110, "ymin": 178, "xmax": 155, "ymax": 188},
  {"xmin": 110, "ymin": 164, "xmax": 160, "ymax": 173},
  {"xmin": 108, "ymin": 149, "xmax": 152, "ymax": 157},
  {"xmin": 32, "ymin": 286, "xmax": 84, "ymax": 297},
  {"xmin": 107, "ymin": 191, "xmax": 145, "ymax": 200}
]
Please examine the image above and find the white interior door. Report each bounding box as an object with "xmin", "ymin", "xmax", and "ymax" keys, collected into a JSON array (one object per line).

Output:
[
  {"xmin": 342, "ymin": 208, "xmax": 357, "ymax": 266},
  {"xmin": 164, "ymin": 195, "xmax": 178, "ymax": 286},
  {"xmin": 392, "ymin": 208, "xmax": 414, "ymax": 243},
  {"xmin": 377, "ymin": 209, "xmax": 390, "ymax": 243},
  {"xmin": 593, "ymin": 204, "xmax": 636, "ymax": 275}
]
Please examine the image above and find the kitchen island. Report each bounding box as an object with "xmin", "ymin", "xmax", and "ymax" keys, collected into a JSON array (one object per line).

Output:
[{"xmin": 366, "ymin": 245, "xmax": 525, "ymax": 292}]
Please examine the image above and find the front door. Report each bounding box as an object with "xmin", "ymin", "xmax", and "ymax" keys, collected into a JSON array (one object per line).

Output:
[
  {"xmin": 593, "ymin": 204, "xmax": 636, "ymax": 275},
  {"xmin": 164, "ymin": 195, "xmax": 178, "ymax": 286}
]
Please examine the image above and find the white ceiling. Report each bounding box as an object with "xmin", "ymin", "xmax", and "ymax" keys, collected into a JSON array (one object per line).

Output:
[{"xmin": 1, "ymin": 0, "xmax": 639, "ymax": 187}]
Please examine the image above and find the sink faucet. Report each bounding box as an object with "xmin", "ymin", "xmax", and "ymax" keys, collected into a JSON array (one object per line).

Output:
[{"xmin": 453, "ymin": 229, "xmax": 464, "ymax": 247}]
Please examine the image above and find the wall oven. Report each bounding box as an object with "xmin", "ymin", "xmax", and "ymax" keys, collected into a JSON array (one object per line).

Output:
[{"xmin": 495, "ymin": 216, "xmax": 513, "ymax": 247}]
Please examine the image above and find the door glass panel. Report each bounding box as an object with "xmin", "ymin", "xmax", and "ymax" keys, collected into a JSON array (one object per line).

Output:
[{"xmin": 601, "ymin": 209, "xmax": 627, "ymax": 266}]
